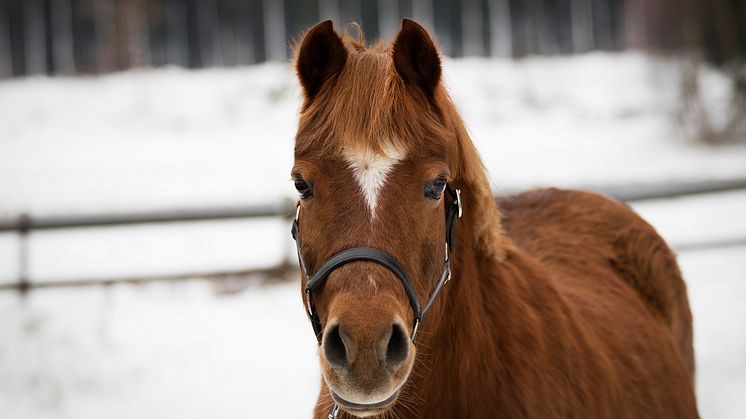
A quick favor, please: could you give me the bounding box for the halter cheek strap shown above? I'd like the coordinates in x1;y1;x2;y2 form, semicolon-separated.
291;185;462;344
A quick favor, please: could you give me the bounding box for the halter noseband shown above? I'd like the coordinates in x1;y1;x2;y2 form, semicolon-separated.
291;184;462;344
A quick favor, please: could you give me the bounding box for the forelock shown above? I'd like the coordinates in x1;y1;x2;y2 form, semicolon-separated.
294;36;451;158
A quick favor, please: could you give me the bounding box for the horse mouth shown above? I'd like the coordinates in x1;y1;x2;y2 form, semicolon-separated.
330;388;400;415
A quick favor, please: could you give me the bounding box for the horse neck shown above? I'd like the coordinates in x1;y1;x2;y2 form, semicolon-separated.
409;158;566;414
430;178;513;345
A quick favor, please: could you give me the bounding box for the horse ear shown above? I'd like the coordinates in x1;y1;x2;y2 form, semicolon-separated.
392;19;441;96
295;20;348;101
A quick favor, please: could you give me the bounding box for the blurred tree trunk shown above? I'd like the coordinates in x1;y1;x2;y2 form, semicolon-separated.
432;0;461;56
319;0;340;26
488;0;512;57
571;0;594;52
236;2;256;65
94;0;116;73
263;0;286;61
120;0;151;68
378;0;398;40
516;0;535;55
50;0;75;75
623;0;647;49
340;0;361;28
676;0;746;144
0;5;11;77
462;0;484;56
707;0;742;65
412;0;434;33
24;0;46;74
530;0;550;54
218;4;237;67
196;0;221;67
592;0;613;50
165;0;188;67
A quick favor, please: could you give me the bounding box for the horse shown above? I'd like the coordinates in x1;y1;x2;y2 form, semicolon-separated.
289;19;699;418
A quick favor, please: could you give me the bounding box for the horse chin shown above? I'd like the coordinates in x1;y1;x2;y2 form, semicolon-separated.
328;387;401;418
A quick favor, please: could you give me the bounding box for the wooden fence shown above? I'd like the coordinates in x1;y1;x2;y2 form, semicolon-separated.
1;178;746;292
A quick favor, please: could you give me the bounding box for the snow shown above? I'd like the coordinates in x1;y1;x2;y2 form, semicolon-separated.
682;246;746;419
0;233;18;283
0;235;743;419
0;65;297;217
27;217;288;283
1;52;745;417
631;189;746;249
0;280;319;419
2;52;745;284
1;53;745;219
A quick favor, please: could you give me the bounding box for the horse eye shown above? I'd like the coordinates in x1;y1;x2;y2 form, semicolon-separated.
294;178;313;199
425;178;447;200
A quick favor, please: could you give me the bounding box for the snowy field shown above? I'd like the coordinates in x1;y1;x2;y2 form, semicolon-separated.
1;52;745;418
2;52;746;283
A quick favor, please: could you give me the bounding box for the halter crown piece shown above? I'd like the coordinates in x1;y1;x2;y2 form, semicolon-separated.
290;184;462;344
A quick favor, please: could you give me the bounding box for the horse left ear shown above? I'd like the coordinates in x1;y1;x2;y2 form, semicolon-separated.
392;19;441;96
296;20;348;102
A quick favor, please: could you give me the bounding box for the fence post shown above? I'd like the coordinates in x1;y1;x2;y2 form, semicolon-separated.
18;214;30;294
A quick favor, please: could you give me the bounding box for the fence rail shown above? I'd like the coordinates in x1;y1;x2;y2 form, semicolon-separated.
0;200;296;232
1;178;746;292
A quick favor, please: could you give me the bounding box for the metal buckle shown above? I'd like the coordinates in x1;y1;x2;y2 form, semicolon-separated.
295;203;301;221
328;404;340;419
305;289;314;317
455;188;463;218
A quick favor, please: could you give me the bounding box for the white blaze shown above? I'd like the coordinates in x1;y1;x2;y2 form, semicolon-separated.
343;146;404;218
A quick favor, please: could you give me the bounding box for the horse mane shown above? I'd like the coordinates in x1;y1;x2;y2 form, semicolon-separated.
293;26;508;259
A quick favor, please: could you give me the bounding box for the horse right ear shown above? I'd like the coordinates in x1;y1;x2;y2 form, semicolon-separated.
392;19;441;97
295;20;348;102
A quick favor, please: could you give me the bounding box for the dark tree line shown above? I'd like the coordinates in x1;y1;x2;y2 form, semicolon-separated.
0;0;743;78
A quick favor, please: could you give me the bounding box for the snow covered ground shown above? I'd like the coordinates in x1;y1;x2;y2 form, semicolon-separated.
0;214;743;418
1;52;745;219
1;52;745;418
2;52;746;284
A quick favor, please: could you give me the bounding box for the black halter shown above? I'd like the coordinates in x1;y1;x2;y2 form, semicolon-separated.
291;184;462;344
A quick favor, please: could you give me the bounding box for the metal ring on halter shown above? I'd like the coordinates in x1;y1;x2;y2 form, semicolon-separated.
411;318;421;341
305;289;314;317
454;188;463;218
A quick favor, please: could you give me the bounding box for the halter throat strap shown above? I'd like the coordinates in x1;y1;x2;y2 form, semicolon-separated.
291;185;462;344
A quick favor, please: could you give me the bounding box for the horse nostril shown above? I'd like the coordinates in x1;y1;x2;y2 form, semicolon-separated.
386;323;409;370
323;324;348;367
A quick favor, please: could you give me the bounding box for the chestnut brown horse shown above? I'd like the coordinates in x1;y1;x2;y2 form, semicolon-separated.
290;19;699;418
